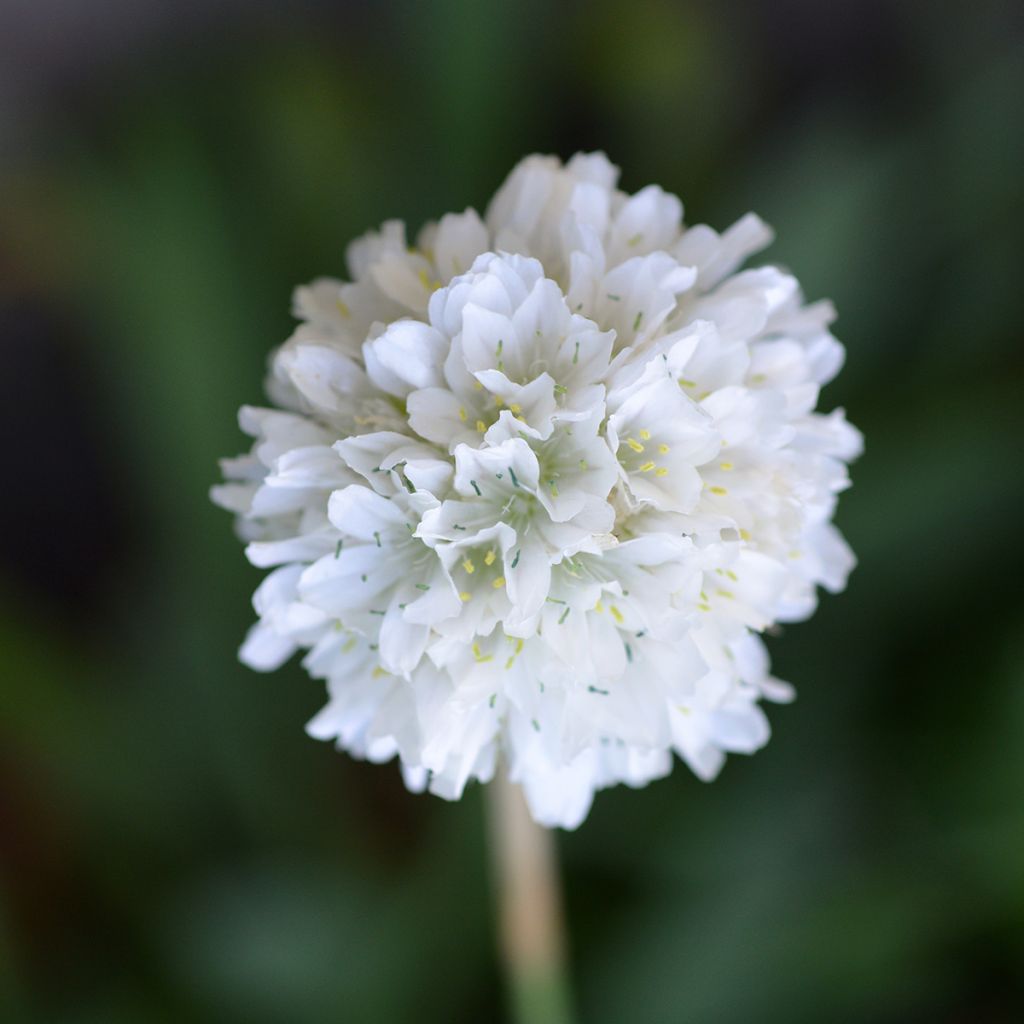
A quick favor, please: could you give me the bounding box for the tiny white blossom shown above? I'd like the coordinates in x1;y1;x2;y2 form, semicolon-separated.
213;152;861;828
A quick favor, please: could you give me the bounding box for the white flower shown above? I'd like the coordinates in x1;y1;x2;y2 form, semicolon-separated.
213;152;861;829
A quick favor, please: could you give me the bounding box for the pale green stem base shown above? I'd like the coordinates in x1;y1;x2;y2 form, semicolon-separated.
486;770;575;1024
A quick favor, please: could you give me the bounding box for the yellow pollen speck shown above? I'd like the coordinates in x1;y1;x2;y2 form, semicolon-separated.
335;300;351;318
639;461;656;472
639;429;651;440
460;591;472;602
655;467;669;477
626;437;645;453
475;420;487;434
720;461;734;471
709;485;728;495
609;605;624;624
458;407;467;422
509;403;522;414
492;576;506;589
484;549;496;566
658;443;670;454
462;558;475;574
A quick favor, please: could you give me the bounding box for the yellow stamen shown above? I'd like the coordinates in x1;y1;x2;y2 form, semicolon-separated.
475;420;486;434
719;461;734;471
709;485;728;495
509;403;522;414
639;429;651;441
494;395;504;408
492;576;506;589
639;460;656;472
609;605;624;624
458;407;467;422
460;591;472;602
462;558;476;574
655;467;668;477
658;443;670;454
372;666;389;678
626;437;645;453
739;529;752;541
594;599;604;613
335;300;351;318
484;550;496;566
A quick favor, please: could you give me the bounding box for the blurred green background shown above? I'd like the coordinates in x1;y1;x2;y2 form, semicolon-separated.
2;1;1022;1021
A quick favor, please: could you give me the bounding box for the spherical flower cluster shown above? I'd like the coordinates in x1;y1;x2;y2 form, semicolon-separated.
212;153;861;828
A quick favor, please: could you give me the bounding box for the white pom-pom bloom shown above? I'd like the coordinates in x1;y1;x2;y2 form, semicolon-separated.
213;153;861;828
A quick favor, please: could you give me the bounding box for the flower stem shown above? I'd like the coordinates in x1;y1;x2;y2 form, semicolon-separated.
486;770;575;1024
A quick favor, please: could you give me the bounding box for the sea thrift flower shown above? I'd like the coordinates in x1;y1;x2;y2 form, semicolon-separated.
212;153;861;828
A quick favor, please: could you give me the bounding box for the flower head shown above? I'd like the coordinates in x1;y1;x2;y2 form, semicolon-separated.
213;153;861;828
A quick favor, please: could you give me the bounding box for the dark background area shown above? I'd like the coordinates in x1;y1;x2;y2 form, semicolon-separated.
2;1;1023;1021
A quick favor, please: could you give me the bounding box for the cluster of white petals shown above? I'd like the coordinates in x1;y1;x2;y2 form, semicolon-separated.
213;153;861;828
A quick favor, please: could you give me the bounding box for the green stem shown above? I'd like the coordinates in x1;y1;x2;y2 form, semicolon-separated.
486;770;575;1024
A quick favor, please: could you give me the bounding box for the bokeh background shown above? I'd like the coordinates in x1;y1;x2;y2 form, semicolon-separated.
2;1;1023;1021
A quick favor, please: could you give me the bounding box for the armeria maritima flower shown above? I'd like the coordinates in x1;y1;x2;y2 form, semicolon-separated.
212;153;861;828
